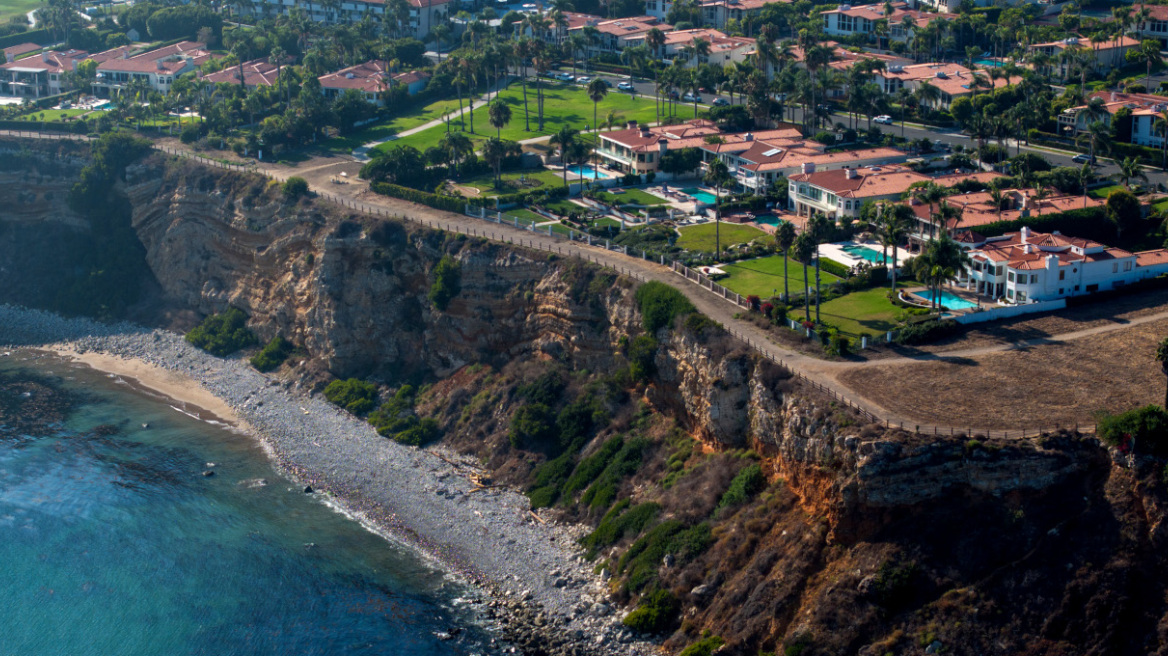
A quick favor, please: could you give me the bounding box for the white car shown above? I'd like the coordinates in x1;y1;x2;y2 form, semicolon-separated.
682;92;702;102
873;115;893;125
556;72;575;82
575;76;591;84
617;81;635;91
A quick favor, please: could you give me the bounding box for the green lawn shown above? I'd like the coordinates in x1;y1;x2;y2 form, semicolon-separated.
0;0;38;24
323;98;465;153
593;217;623;229
373;81;659;155
14;108;91;120
542;199;586;217
816;285;906;337
676;223;770;253
593;188;667;206
720;255;842;299
460;168;566;196
1088;184;1124;199
504;209;547;226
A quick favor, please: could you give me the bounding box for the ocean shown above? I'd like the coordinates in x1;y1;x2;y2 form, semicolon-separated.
0;351;491;656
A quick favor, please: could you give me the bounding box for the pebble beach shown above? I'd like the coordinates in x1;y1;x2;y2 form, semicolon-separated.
0;304;655;656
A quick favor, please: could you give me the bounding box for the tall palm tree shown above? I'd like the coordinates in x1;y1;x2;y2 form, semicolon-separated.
807;214;832;324
587;77;608;144
705;158;733;256
776;220;796;303
1076;120;1111;165
483;137;521;188
1077;162;1096;208
793;232;816;322
439;131;473;176
488;99;511;139
911;181;946;240
549;126;579;187
883;204;914;292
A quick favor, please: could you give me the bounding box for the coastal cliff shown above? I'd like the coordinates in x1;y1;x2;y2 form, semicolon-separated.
3;138;1168;655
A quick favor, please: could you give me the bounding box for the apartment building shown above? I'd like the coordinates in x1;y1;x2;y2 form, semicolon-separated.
570;16;670;56
701;136;906;194
1027;35;1140;79
871;62;1021;109
821;2;948;43
647;28;756;67
698;0;793;30
319;61;430;104
243;0;455;41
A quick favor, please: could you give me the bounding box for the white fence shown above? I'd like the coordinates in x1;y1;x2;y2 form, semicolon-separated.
953;298;1067;325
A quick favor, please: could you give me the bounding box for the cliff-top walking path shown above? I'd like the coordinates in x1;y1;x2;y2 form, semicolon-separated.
3;131;1146;437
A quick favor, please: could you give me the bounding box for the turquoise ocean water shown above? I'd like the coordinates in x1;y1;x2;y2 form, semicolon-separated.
0;353;489;656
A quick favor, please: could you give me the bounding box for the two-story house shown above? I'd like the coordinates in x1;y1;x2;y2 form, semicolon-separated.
92;41;214;97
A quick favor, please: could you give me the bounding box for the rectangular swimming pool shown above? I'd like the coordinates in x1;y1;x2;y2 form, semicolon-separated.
915;289;979;310
681;187;718;204
753;216;785;227
566;165;612;179
974;59;1005;68
841;243;891;264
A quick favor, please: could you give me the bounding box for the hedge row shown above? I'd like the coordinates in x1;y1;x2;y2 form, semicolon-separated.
0;119;88;134
491;184;569;208
973;206;1109;241
0;28;53;49
818;257;852;279
369;181;465;213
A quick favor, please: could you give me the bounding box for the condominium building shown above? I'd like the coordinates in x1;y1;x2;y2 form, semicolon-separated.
821;2;949;43
702;137;906;194
242;0;455;41
319;61;430;104
643;28;756;67
1027;35;1140;79
869;62;1021;110
569;16;670;57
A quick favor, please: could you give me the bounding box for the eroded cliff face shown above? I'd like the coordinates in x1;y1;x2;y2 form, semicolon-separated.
4;144;1168;655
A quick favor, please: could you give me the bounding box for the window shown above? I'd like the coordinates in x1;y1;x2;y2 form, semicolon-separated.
1125;261;1133;271
1059;288;1064;294
1074;285;1080;291
1113;262;1119;273
1007;289;1014;299
1030;274;1038;283
1059;270;1065;280
996;265;1004;276
1007;271;1015;283
1017;291;1027;302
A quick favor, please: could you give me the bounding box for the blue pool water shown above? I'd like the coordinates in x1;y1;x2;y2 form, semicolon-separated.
753;216;786;227
917;289;979;310
681;187;718;204
566;165;612;178
0;353;488;656
842;244;891;264
974;59;1005;68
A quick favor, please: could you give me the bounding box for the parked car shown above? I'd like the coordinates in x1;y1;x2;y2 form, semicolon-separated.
712;97;729;106
575;76;591;84
873;114;893;125
816;103;834;114
1071;153;1097;165
556;72;575;82
617;81;635;91
667;89;680;99
682;92;702;102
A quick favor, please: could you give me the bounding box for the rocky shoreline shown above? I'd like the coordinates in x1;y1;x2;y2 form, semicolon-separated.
0;305;656;656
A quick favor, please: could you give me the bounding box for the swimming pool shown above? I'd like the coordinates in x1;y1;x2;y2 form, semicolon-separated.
914;289;979;310
753;216;786;227
841;243;891;264
974;59;1005;68
566;165;612;179
681;187;718;204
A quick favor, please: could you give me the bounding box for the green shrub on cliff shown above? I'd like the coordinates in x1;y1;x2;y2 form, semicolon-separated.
366;386;441;446
324;378;379;415
428;256;462;311
718;462;766;511
282;176;309;199
185;308;258;357
1097;405;1168;456
634;281;694;333
250;336;293;372
622;589;679;633
679;636;725;656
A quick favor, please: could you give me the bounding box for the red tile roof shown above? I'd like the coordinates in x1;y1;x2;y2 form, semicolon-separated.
319;60;393;93
202;58;280;87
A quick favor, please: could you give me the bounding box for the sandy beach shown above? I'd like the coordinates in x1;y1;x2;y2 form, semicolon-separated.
52;347;245;426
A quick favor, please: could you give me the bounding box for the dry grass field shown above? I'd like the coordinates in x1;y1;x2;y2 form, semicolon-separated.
837;316;1168;431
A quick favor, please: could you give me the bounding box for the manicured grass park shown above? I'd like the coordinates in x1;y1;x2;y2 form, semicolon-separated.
1088;184;1124;199
373;82;659;154
719;255;842;299
324;98;465;152
503;208;547;226
676;223;770;253
0;0;39;24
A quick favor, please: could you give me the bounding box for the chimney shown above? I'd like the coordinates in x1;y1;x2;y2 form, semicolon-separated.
157;59;165;71
1020;225;1031;244
640;126;651;137
42;52;49;63
122;50;129;59
744;132;753;141
845;168;858;179
1021;192;1029;209
658;138;668;156
801;162;815;174
1111;92;1117;102
627;120;638;129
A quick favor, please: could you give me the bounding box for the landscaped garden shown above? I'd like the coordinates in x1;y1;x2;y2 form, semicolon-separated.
814;285;908;337
591;188;668;206
459;168;566;195
676;223;770;253
323;97;465;152
372;82;659;155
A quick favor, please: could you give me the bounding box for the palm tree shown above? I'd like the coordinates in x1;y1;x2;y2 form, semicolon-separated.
431;23;452;63
587;77;608;144
1076;120;1111;165
895;87;913;139
1114;157;1148;190
549;126;579;187
482;137;521;188
1157;336;1168;408
883;204;914;292
1077;162;1096;208
911;182;946;240
1134;39;1163;91
807;214;833;324
914;81;941;114
705;159;733;256
439;131;473;176
987;184;1006;222
488;99;511;139
793;232;816;322
776;220;796;303
913;233;971;310
1155;109;1168;170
